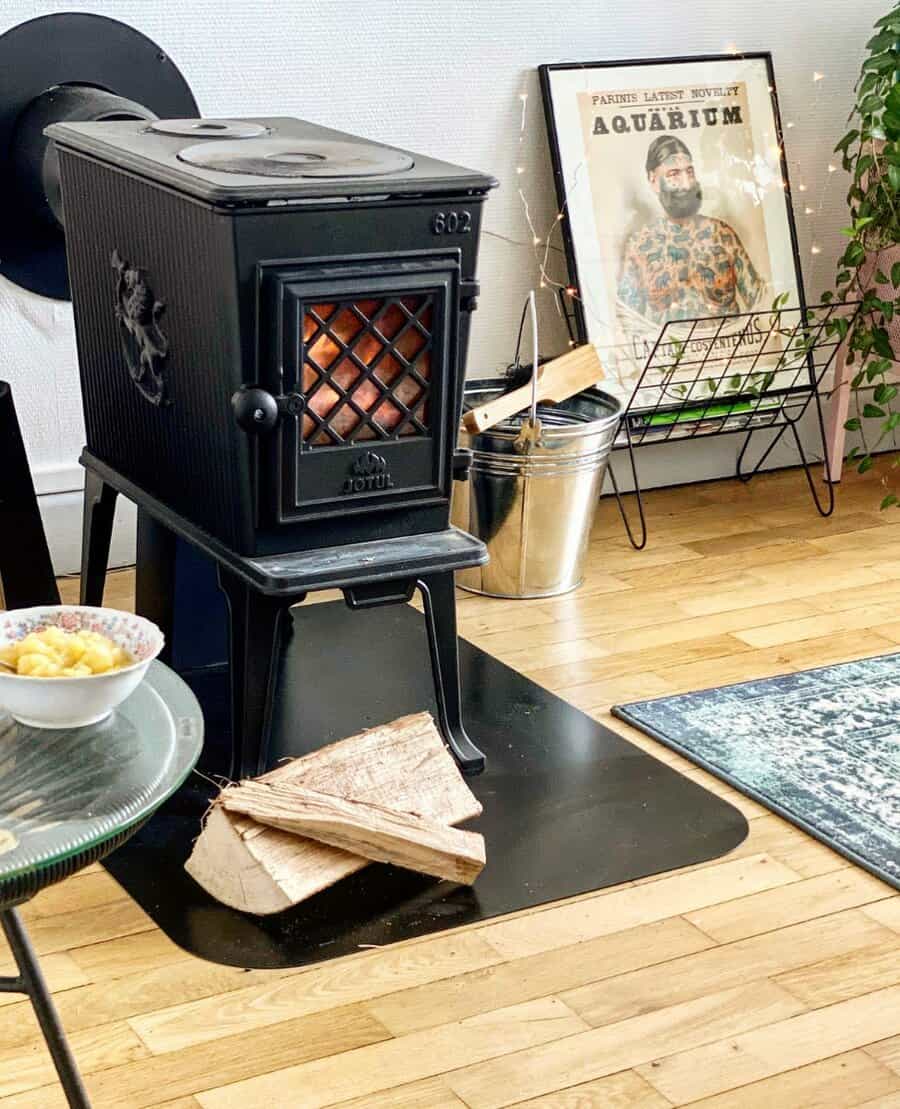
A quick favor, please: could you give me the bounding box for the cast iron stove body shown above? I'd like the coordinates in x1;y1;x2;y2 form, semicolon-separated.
48;116;497;777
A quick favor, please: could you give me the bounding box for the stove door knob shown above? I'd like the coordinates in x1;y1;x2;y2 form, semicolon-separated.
232;387;279;434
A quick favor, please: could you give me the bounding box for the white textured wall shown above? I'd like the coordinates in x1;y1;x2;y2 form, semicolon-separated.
0;0;884;566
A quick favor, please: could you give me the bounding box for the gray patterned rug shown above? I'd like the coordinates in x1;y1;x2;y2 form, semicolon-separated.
613;652;900;888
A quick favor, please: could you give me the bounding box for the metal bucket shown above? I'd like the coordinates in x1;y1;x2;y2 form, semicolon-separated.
452;379;621;598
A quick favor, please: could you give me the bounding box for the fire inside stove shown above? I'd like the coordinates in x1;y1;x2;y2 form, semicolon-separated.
300;295;434;446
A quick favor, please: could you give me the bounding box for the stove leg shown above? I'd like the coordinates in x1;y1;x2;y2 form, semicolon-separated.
0;908;91;1108
80;471;118;607
134;512;176;666
418;572;486;774
217;568;288;780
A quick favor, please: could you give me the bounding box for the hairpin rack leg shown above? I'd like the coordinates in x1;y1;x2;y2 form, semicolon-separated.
609;433;647;550
796;388;835;517
735;424;789;484
735;405;834;518
791;421;835;517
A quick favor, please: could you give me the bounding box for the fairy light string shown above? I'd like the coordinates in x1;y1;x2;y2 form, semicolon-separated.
784;69;836;261
485;60;838;361
481;88;581;343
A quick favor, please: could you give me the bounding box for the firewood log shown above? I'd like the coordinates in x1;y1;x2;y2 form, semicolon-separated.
219;779;485;884
184;713;483;914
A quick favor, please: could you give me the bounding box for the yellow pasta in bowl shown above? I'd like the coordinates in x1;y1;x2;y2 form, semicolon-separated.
0;607;164;728
0;628;133;677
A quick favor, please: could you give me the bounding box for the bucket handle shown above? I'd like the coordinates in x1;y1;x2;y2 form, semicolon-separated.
514;290;542;453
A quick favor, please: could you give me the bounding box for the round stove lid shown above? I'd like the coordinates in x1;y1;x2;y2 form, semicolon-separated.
149;118;268;139
176;137;415;178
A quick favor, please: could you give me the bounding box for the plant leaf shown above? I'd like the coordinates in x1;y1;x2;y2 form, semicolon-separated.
873;327;895;359
844;242;866;267
835;129;861;153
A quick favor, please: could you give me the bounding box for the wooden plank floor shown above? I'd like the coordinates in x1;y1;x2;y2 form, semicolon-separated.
3;464;900;1107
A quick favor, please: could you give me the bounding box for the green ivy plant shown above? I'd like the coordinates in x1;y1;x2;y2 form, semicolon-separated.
830;2;900;507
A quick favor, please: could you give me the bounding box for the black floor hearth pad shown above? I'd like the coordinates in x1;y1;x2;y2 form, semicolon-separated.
103;601;748;969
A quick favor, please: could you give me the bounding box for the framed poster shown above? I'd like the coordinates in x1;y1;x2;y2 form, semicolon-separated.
539;54;808;409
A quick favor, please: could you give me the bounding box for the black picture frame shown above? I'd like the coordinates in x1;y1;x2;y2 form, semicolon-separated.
539;53;810;396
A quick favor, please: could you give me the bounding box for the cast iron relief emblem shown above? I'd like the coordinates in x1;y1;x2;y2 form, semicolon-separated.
343;452;395;494
111;250;170;407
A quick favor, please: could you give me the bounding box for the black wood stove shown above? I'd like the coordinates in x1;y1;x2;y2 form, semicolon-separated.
47;115;497;778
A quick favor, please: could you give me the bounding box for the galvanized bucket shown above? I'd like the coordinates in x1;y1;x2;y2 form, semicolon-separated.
452;380;621;598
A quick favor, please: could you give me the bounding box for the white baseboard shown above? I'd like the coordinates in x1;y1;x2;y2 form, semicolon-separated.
32;401;841;579
38;490;136;578
30;462;85;498
27;461;133;577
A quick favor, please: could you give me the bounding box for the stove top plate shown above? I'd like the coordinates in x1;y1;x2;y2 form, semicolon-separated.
176;137;414;178
45;116;498;203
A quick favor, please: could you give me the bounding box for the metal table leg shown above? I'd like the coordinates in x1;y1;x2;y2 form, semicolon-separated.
0;908;90;1108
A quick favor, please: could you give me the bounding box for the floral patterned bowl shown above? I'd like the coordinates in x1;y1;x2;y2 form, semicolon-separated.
0;607;164;729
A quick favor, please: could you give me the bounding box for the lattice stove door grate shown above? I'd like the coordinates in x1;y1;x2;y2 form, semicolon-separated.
300;295;434;447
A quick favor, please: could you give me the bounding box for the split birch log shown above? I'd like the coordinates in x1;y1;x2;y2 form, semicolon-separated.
461;344;605;434
184;712;483;914
220;780;486;884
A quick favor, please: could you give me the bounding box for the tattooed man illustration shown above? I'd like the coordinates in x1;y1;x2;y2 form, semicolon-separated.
617;135;765;325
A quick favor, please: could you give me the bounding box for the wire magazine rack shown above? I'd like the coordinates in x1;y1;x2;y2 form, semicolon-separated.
560;299;860;549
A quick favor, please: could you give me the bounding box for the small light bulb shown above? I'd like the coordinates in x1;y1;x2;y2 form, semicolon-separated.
811;244;822;254
565;285;577;297
828;163;837;173
540;280;547;288
557;213;564;221
516;166;525;175
786;121;795;129
798;183;807;191
805;206;814;215
518;92;528;102
813;71;825;82
568;339;576;347
532;236;541;245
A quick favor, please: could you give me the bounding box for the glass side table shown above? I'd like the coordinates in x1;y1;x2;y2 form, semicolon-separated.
0;662;203;1107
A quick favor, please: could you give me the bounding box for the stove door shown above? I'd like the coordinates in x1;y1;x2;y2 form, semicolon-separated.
261;252;460;524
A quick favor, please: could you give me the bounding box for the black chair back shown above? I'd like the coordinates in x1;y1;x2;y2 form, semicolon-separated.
0;382;60;609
